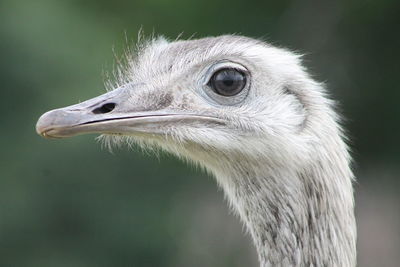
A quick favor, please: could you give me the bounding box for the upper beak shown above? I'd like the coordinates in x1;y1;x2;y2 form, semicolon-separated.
36;87;223;139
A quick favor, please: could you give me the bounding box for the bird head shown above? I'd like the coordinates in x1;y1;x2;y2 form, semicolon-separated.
36;35;323;170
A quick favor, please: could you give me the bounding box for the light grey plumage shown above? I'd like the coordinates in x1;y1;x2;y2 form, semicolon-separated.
36;35;356;266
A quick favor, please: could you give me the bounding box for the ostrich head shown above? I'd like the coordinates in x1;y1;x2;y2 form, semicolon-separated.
36;35;356;266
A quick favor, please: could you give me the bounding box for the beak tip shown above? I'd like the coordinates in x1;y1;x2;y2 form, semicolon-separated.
36;109;62;138
36;112;50;137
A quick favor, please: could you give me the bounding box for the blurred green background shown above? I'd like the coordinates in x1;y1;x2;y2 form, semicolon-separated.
1;0;399;266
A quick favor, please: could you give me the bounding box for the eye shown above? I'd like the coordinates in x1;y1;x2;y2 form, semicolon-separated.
208;68;247;96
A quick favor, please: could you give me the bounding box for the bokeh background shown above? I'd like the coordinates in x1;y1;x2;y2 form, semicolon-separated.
1;0;399;266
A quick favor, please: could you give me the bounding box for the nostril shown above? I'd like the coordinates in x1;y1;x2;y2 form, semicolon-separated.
92;103;116;114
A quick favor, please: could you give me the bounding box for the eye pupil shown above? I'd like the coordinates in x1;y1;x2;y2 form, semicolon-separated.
224;79;234;86
209;68;247;96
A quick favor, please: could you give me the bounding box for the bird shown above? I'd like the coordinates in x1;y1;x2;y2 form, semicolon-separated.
36;35;356;267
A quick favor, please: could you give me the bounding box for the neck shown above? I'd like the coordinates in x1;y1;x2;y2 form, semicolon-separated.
207;146;356;267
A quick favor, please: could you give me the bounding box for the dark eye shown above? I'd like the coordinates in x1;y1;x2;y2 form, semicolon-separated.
208;68;247;96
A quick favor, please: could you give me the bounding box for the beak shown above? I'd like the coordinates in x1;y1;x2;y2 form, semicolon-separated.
36;87;223;139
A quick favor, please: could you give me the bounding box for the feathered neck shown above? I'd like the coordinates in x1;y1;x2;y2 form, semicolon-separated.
206;141;357;267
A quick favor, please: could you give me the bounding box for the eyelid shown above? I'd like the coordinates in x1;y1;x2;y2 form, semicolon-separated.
198;60;251;106
206;68;247;88
203;61;248;86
